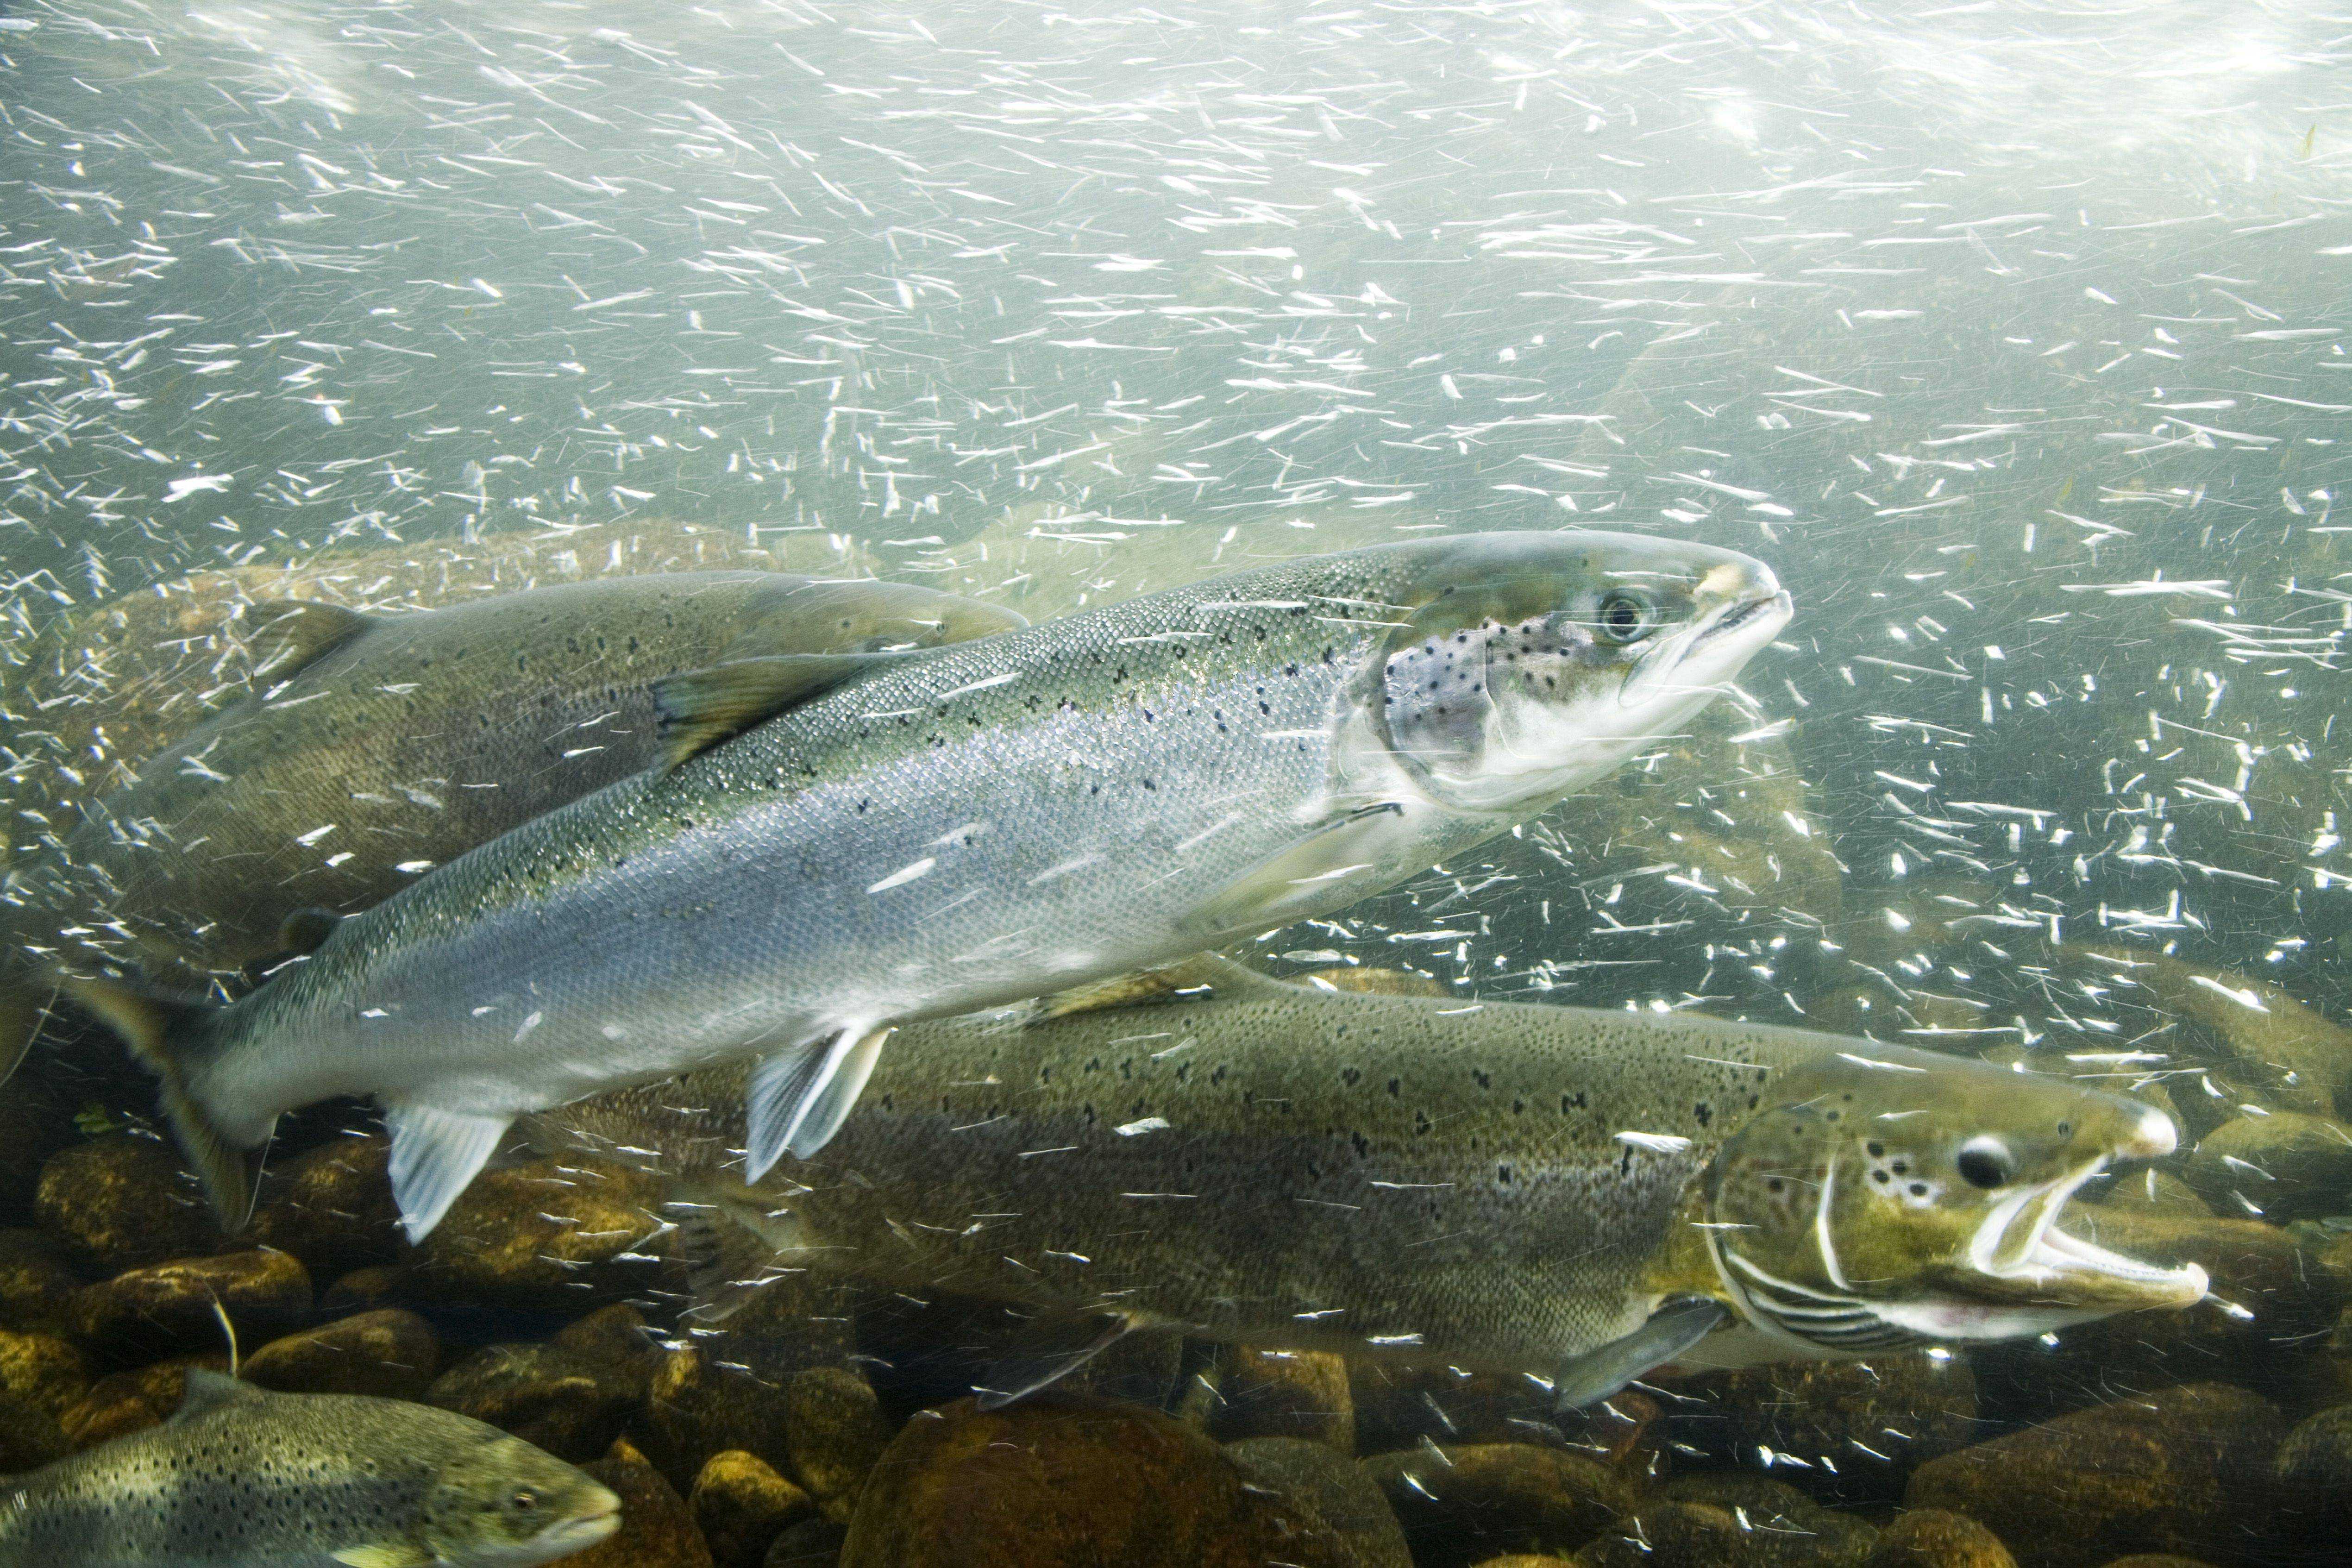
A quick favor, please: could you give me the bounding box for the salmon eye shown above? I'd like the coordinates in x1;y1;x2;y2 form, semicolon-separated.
511;1491;540;1512
1595;590;1656;645
1956;1136;2014;1190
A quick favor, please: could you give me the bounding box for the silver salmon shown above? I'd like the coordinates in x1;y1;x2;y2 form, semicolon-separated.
6;571;1024;1070
73;530;1791;1240
0;1371;618;1567
536;959;2208;1408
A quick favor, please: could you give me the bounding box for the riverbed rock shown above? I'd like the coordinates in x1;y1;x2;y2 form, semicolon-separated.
71;1248;310;1355
1661;1476;1878;1568
248;1133;403;1279
764;1518;847;1567
0;1229;81;1333
1864;1510;2017;1568
426;1342;640;1462
1575;1502;1744;1568
1663;1353;1982;1498
1225;1435;1412;1568
838;1395;1355;1568
0;1329;87;1420
35;1136;223;1273
1906;1383;2284;1568
782;1366;889;1524
1208;1345;1355;1452
2271;1402;2352;1538
1351;1362;1558;1453
410;1155;665;1312
242;1308;439;1399
1366;1442;1637;1568
560;1436;713;1568
691;1449;815;1568
637;1345;796;1494
57;1353;229;1447
555;1302;657;1367
0;1386;69;1474
2183;1112;2352;1222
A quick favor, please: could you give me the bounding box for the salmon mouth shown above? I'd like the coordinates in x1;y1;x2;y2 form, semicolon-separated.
1621;580;1792;711
1955;1154;2209;1312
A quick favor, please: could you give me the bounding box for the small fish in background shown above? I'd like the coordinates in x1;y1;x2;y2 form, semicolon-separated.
2;569;1025;1078
70;528;1792;1242
0;1371;619;1566
535;957;2204;1410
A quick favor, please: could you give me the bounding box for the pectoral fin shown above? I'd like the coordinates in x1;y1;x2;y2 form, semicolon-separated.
653;651;925;769
332;1546;436;1568
243;600;375;681
383;1103;514;1243
1185;802;1413;938
1551;1297;1732;1414
976;1306;1137;1410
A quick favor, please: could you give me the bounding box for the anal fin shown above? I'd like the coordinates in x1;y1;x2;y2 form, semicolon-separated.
1551;1296;1732;1414
976;1306;1136;1411
383;1103;514;1243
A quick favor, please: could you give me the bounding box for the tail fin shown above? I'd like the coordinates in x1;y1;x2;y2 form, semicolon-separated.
58;974;259;1229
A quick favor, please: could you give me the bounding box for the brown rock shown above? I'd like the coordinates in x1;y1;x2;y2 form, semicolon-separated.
1365;1442;1637;1568
1906;1383;2285;1568
57;1354;229;1447
1662;1354;1981;1498
426;1342;640;1463
1351;1362;1559;1453
0;1330;87;1420
782;1367;889;1525
2091;1559;2219;1568
320;1265;408;1314
555;1302;656;1367
35;1136;223;1273
1208;1345;1355;1452
638;1345;795;1494
411;1154;666;1311
248;1133;403;1279
1659;1476;1877;1568
1576;1502;1744;1568
1225;1435;1412;1568
2184;1113;2352;1222
2272;1403;2352;1537
1472;1559;1576;1568
0;1079;75;1233
1866;1510;2017;1568
764;1518;846;1567
0;1386;69;1474
692;1449;815;1568
71;1248;310;1355
839;1395;1355;1568
243;1308;439;1399
559;1436;714;1568
0;1229;81;1333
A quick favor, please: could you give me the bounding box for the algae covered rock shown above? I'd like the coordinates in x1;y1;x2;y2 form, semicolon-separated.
0;1385;69;1474
2271;1402;2352;1538
562;1436;714;1568
426;1341;640;1463
1207;1345;1355;1452
1865;1510;2017;1568
0;1229;81;1334
839;1394;1355;1568
1658;1476;1878;1568
247;1133;404;1279
1663;1354;1981;1497
637;1344;796;1495
411;1154;665;1311
1905;1383;2284;1568
57;1353;228;1447
691;1449;815;1568
242;1307;440;1399
781;1366;890;1525
35;1135;223;1273
1575;1502;1745;1568
71;1248;310;1353
0;1329;87;1423
1224;1435;1412;1568
2183;1112;2352;1222
1366;1442;1636;1568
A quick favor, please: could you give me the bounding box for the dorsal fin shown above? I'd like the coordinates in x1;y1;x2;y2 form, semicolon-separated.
242;600;376;681
652;651;924;770
1295;966;1448;998
1030;954;1289;1023
172;1370;264;1422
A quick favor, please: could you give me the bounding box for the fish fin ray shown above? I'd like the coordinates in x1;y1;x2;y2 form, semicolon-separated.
242;600;375;681
784;1026;891;1160
332;1546;435;1568
1184;802;1414;938
172;1370;263;1422
1030;954;1286;1022
976;1307;1137;1410
383;1103;513;1242
57;973;259;1229
743;1033;848;1181
652;651;922;770
1551;1296;1732;1414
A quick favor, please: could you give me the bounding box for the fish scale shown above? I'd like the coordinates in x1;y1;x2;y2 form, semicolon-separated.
72;530;1792;1240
